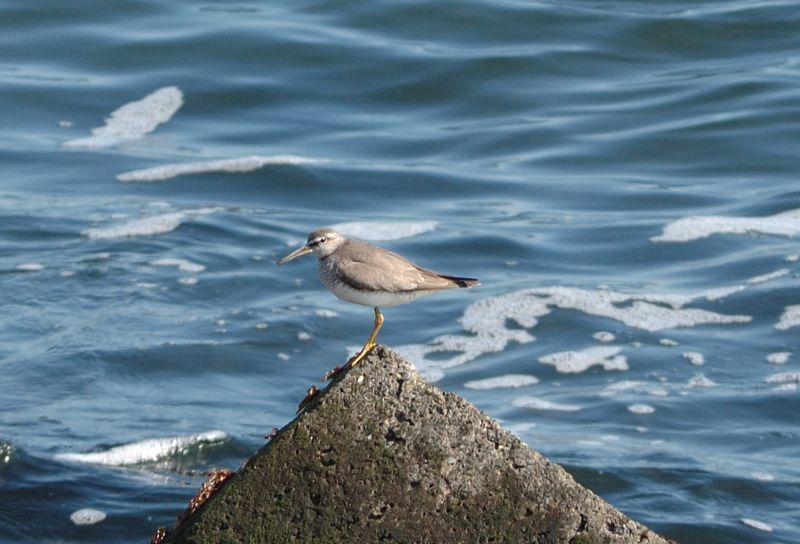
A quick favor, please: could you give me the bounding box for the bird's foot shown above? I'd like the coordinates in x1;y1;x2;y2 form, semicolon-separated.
322;343;376;381
347;342;376;367
321;365;343;382
296;385;320;413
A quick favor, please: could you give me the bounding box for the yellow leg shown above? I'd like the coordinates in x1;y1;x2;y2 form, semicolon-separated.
323;308;384;381
347;307;384;368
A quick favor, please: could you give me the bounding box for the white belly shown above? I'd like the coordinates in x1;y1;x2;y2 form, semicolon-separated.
326;280;435;308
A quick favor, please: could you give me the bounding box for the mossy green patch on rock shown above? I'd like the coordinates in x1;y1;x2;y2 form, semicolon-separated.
163;346;675;544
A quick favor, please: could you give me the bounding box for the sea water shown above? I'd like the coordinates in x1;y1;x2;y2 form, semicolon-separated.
1;2;798;542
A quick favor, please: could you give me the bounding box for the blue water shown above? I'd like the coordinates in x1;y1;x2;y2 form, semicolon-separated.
2;1;799;542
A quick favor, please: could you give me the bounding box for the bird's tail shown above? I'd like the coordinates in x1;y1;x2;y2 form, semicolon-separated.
442;275;480;288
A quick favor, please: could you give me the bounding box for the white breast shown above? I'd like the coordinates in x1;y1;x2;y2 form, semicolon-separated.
326;280;434;307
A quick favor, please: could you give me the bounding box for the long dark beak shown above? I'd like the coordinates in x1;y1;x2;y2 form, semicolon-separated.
276;245;312;265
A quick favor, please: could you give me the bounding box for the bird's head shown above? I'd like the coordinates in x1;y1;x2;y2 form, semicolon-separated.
276;228;345;264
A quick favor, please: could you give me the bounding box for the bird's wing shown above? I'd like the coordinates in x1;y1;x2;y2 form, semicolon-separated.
336;241;457;293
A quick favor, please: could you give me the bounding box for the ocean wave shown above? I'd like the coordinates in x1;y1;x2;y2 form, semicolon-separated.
687;374;717;388
150;257;206;273
746;269;790;285
766;352;792;364
740;517;773;533
652;207;800;242
54;430;227;466
399;285;751;381
63;86;183;149
600;380;669;397
14;263;44;272
511;396;583;412
765;372;800;385
463;374;539;390
592;331;616;343
627;404;656;415
117;155;324;182
538;345;628;374
331;220;439;241
682;351;705;366
70;508;107;526
82;207;220;239
775;304;800;330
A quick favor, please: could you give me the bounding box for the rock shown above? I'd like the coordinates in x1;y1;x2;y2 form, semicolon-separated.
163;345;674;543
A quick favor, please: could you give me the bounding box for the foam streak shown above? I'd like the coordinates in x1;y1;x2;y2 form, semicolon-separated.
82;207;219;239
400;286;750;381
117;155;323;182
64;86;183;148
652;208;800;242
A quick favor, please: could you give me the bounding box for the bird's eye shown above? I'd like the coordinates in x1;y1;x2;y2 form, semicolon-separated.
319;237;327;243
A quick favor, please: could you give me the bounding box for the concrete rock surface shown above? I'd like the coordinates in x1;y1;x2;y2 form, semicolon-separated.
164;345;675;544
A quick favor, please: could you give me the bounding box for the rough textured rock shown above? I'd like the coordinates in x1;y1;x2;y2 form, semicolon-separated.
164;345;674;544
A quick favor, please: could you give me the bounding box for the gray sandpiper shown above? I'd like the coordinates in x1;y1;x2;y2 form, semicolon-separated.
277;227;479;371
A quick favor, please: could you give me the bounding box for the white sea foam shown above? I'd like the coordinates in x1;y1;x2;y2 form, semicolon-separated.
506;421;537;435
751;471;775;482
539;346;628;374
464;374;539;390
775;304;800;330
659;338;679;347
151;257;205;273
332;220;439;241
773;383;799;392
746;268;790;285
765;372;800;384
653;207;800;242
398;290;544;380
178;277;198;286
701;285;747;301
399;285;751;381
315;309;339;318
70;508;107;526
117;155;323;182
592;331;616;343
411;362;444;383
64;86;183;148
55;430;226;466
687;374;717;388
2;446;12;464
83;207;219;240
84;212;183;239
786;254;799;262
15;262;44;272
600;380;668;397
150;257;206;273
766;352;792;365
524;287;750;332
683;351;705;366
511;396;583;412
740;518;772;532
627;404;655;415
136;282;159;289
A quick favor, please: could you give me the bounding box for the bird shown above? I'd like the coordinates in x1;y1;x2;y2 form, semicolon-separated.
277;227;479;374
